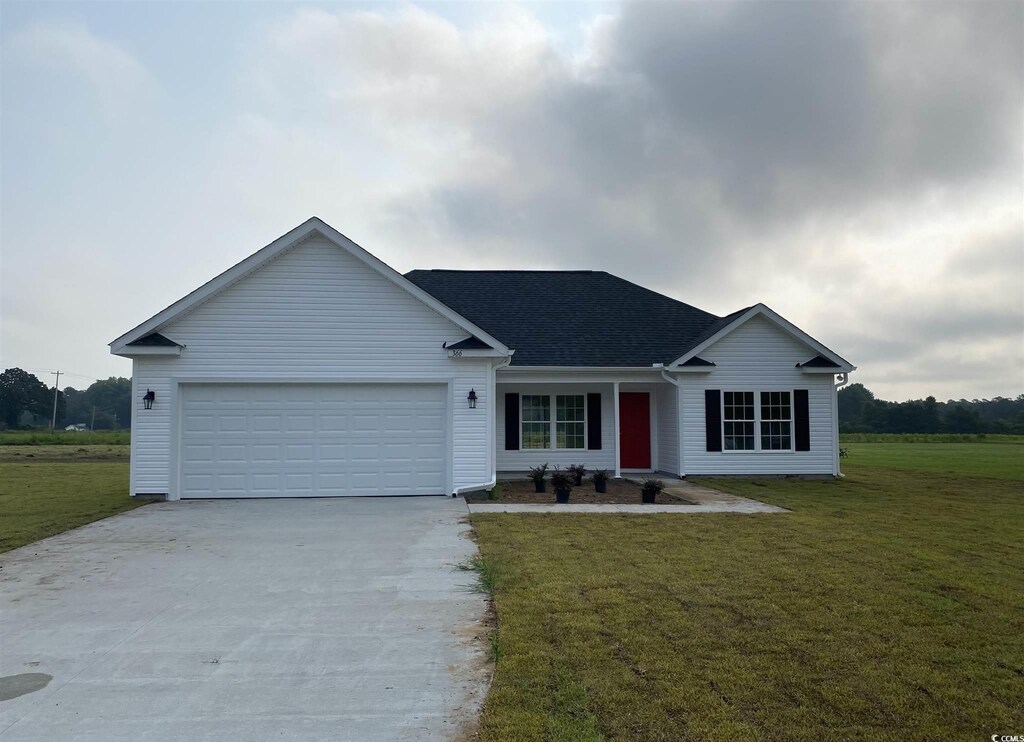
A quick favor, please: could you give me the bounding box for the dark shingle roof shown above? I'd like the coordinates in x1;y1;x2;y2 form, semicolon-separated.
405;270;728;367
446;336;493;350
126;333;181;347
797;355;841;368
680;357;716;367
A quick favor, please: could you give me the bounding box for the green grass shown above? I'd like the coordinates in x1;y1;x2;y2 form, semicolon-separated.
471;452;1024;740
0;430;130;445
841;433;1024;444
845;441;1024;480
0;448;142;552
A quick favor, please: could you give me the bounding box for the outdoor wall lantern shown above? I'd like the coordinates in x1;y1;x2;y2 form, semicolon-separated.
143;389;156;410
467;389;478;409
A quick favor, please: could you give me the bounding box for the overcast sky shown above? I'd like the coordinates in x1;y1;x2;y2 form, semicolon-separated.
1;1;1021;401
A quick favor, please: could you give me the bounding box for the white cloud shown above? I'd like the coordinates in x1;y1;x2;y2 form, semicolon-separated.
10;19;153;115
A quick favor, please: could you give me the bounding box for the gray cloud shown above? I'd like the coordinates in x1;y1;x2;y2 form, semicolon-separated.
227;0;1022;399
7;2;1015;401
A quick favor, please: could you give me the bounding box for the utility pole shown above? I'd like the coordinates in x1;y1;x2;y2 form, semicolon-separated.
50;371;62;430
90;406;96;431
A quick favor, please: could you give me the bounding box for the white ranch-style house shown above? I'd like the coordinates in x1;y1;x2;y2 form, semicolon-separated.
110;218;855;500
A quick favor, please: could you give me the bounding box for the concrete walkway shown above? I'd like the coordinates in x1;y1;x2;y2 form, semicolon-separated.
468;477;787;514
467;501;785;513
0;498;488;742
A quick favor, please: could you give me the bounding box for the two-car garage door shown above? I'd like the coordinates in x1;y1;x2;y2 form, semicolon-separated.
180;383;447;498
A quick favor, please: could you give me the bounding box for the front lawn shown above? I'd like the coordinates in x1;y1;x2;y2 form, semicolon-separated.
843;441;1024;480
0;445;141;553
471;459;1024;739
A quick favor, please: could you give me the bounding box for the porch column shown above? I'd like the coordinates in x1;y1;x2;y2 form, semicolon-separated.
613;381;621;479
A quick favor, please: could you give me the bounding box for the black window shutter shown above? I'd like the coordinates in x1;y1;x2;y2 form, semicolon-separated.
587;393;602;450
705;390;722;452
794;389;810;451
504;393;520;450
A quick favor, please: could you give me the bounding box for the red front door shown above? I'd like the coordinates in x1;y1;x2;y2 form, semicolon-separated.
619;392;651;469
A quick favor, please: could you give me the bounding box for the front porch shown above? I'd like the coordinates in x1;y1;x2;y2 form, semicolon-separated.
495;372;681;478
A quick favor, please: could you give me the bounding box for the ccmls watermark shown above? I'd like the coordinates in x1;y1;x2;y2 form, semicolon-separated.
991;735;1024;742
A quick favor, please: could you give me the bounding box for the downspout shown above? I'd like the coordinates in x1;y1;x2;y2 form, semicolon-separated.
452;352;514;497
833;371;851;478
659;367;685;478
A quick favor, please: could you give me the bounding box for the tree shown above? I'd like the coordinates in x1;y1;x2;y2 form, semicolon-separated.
839;384;1022;434
837;383;875;432
0;368;50;428
945;404;983;434
87;377;131;429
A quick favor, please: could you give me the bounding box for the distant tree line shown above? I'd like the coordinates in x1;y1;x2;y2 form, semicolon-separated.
839;383;1024;434
0;368;131;430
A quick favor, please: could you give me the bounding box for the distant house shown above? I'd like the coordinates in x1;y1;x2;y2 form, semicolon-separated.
110;217;855;500
64;424;88;431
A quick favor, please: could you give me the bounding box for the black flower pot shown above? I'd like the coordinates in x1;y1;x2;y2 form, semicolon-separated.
594;481;607;494
641;491;657;504
573;475;583;486
534;480;546;493
555;487;570;504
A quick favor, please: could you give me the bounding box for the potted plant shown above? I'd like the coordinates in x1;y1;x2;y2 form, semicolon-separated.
640;477;663;504
549;467;574;504
592;469;609;494
527;463;549;493
567;464;587;486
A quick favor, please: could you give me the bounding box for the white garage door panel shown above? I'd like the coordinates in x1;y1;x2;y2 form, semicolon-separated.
180;384;447;498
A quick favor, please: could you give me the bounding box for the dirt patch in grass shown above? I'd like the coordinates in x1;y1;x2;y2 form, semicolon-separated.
467;478;694;505
0;445;129;463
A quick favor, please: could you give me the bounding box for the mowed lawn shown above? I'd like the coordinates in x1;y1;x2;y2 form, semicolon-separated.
471;448;1024;740
845;440;1024;480
0;445;142;553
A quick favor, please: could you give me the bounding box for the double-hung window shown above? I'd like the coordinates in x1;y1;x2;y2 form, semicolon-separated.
722;391;793;452
556;395;585;449
760;392;792;450
521;395;551;449
521;394;586;450
723;392;755;450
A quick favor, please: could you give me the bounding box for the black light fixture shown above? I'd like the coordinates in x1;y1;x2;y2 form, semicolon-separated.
467;389;478;409
143;389;156;410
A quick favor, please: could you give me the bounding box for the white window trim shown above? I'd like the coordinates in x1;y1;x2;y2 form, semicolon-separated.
721;390;794;454
520;393;587;452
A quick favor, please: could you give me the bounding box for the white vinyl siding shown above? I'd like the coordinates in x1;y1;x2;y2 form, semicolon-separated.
680;315;837;475
656;383;679;475
130;234;490;496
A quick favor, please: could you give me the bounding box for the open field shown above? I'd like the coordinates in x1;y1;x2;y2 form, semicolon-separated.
844;441;1023;480
0;445;141;553
0;430;131;445
840;433;1024;444
471;447;1024;739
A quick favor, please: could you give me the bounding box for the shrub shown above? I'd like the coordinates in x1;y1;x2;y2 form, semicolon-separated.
549;467;575;492
567;464;587;485
640;477;664;497
592;469;610;485
527;463;549;484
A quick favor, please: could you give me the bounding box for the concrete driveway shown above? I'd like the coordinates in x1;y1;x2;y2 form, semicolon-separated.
0;498;488;741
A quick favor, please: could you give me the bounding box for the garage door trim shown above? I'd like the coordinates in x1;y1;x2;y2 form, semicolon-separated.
170;378;455;500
